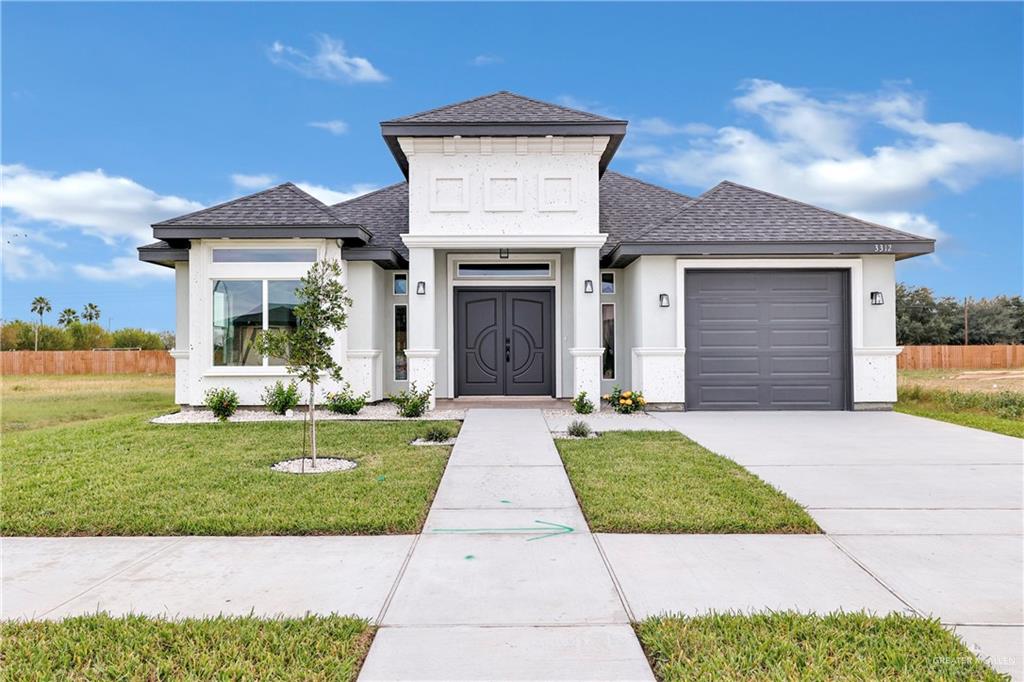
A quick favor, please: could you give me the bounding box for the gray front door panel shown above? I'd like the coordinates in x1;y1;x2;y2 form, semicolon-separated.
455;288;554;397
684;270;849;410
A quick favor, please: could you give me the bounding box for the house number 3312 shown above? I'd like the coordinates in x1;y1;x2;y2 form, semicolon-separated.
873;243;894;253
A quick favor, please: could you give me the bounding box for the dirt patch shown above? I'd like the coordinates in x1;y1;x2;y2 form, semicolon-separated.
899;369;1024;394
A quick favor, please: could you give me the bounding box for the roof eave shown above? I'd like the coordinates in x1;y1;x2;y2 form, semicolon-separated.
138;243;189;268
380;121;628;179
602;239;936;268
151;224;371;245
342;247;408;270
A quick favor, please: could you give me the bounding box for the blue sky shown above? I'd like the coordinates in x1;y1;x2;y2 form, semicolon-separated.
3;2;1021;331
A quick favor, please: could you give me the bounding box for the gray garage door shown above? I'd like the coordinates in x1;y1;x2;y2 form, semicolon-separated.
684;270;849;410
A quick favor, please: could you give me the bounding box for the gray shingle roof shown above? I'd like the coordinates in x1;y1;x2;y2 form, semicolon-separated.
329;182;409;253
630;181;929;244
154;182;346;226
384;91;622;125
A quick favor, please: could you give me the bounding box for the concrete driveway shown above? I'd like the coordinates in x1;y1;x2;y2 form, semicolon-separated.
655;410;1023;680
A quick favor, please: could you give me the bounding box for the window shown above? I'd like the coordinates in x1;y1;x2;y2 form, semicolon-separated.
212;248;317;263
457;263;551;279
393;273;408;296
602;303;615;380
394;305;408;381
212;279;300;366
601;272;615;295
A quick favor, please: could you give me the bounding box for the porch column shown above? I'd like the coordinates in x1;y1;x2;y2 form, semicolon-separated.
405;246;439;409
570;246;603;405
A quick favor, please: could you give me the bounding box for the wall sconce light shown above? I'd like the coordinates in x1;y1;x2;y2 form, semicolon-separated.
659;293;671;308
499;248;509;259
870;291;884;305
416;281;426;295
584;279;594;294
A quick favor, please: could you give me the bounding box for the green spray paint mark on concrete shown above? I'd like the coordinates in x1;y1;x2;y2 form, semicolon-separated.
432;520;574;542
464;554;475;560
499;499;512;504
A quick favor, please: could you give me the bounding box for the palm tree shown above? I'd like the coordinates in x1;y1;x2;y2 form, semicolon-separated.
30;296;52;351
58;308;80;327
82;303;101;322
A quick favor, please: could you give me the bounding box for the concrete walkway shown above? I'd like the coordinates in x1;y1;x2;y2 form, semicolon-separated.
655;410;1024;680
360;409;653;681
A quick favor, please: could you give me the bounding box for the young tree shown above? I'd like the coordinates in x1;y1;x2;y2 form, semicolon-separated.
30;296;52;351
58;308;80;327
82;303;101;322
253;259;351;469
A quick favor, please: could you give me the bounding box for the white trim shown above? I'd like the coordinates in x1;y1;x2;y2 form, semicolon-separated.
204;367;295;377
347;349;382;358
428;172;470;212
169;349;190;360
405;348;441;358
402;234;606;249
446;252;563;398
483;172;524;212
601;301;616;381
538;172;577;212
569;348;605;357
674;258;865;354
854;346;903;356
393;302;408;382
632;347;687;357
600;271;616;295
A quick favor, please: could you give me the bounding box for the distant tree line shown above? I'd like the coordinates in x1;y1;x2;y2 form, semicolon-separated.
2;297;172;351
897;283;1024;345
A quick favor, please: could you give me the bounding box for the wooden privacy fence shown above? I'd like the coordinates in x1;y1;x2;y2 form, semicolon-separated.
898;345;1024;370
1;350;174;375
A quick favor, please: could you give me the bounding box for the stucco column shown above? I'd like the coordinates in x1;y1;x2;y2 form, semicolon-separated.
570;246;603;405
406;246;439;409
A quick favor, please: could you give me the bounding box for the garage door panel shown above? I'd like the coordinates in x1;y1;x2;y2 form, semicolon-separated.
685;270;849;411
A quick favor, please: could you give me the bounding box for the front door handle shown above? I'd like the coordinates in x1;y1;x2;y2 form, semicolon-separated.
505;337;511;363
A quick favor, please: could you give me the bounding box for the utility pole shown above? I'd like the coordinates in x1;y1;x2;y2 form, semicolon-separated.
963;297;969;346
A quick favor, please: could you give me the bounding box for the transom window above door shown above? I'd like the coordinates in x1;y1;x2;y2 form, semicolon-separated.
456;263;551;279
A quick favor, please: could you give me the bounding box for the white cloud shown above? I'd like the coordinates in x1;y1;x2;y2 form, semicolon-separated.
635;79;1023;241
269;35;388;84
1;164;202;245
295;182;379;205
308;120;349;135
851;211;945;242
231;173;276;190
470;54;503;67
74;255;173;282
2;235;59;280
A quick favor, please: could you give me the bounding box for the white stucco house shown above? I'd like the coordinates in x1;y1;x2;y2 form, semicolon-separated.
139;91;933;411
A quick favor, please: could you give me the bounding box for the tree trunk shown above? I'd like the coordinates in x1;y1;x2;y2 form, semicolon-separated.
308;380;317;469
34;319;40;352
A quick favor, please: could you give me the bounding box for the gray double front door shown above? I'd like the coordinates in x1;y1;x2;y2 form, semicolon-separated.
454;288;555;397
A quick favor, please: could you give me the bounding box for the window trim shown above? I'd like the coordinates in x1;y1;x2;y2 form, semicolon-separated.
211;247;318;263
600;271;616;295
601;302;616;381
455;262;553;280
211;277;300;369
393;302;408;382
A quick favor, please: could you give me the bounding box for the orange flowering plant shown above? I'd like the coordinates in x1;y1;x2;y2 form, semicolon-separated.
604;385;646;414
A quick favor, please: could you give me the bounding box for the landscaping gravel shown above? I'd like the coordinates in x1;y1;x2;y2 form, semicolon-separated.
270;457;357;474
151;403;465;424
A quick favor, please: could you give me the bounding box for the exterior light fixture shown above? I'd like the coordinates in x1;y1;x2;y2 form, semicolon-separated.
584;279;594;294
416;281;426;295
870;291;884;305
659;293;671;308
499;248;509;259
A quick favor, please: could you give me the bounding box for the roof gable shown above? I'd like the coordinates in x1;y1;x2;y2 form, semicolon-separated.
154;182;345;227
384;91;621;125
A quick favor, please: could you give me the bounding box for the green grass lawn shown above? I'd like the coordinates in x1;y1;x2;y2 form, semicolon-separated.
3;415;456;535
1;614;373;681
636;612;1005;681
557;431;819;534
1;374;176;432
896;384;1024;438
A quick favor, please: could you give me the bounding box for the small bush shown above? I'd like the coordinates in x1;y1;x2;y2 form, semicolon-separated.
325;383;369;415
567;420;592;438
992;391;1024;419
204;387;239;421
603;386;646;414
424;424;455;442
898;384;1024;421
572;391;595;414
389;382;433;418
261;381;300;415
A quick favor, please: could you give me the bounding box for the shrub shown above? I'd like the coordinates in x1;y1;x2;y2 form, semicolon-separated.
424;424;455;442
110;327;166;350
389;383;433;418
204;387;239;421
604;386;646;414
992;391;1024;419
325;383;369;415
572;391;595;414
567;420;592;438
262;381;300;415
